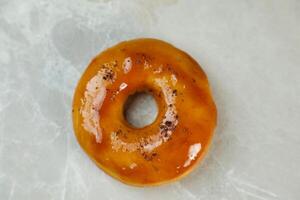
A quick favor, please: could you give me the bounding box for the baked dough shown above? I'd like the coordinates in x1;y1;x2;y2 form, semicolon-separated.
72;38;217;186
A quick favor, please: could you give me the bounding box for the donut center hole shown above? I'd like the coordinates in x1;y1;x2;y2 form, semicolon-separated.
124;92;158;128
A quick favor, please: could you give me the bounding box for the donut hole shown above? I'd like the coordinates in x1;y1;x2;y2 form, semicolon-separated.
123;91;158;128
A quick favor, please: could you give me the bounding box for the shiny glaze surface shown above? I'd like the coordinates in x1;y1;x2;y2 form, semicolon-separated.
72;38;217;186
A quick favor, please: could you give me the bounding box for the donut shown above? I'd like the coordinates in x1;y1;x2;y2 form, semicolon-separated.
72;38;217;186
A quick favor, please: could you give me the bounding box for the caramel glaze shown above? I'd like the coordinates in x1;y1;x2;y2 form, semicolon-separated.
72;38;217;186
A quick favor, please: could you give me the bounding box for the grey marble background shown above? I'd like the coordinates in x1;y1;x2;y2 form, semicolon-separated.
0;0;300;199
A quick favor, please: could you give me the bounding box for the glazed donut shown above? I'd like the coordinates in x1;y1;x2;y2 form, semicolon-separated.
72;38;217;186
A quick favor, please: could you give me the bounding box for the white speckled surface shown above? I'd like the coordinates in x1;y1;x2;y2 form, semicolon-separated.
0;0;300;199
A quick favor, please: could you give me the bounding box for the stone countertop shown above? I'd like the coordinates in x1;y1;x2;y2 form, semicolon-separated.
0;0;299;199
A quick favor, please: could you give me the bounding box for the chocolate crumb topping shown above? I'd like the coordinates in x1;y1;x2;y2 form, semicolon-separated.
172;89;177;96
165;121;172;127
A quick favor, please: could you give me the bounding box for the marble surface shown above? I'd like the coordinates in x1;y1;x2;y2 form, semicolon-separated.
0;0;300;199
